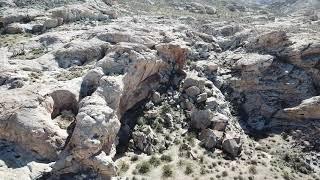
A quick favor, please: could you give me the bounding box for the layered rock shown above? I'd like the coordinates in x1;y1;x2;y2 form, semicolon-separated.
275;96;320;120
228;51;317;129
54;38;109;68
0;85;80;160
0;0;117;34
52;38;189;177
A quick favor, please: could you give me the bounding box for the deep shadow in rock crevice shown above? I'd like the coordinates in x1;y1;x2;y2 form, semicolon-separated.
116;99;149;155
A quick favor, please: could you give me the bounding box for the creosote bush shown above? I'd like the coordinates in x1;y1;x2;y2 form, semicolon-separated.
185;164;193;175
136;161;151;174
149;155;161;167
162;165;173;177
249;165;257;174
119;161;130;174
161;154;173;162
130;155;139;162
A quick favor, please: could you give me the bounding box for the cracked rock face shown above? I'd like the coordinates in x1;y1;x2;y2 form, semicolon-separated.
1;0;320;179
0;87;75;161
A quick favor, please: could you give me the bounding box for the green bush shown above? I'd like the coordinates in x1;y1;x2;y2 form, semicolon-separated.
282;171;293;180
119;161;130;174
185;165;193;175
149;156;161;167
222;170;228;177
130;155;139;161
136;161;151;174
249;165;257;174
162;165;173;177
161;154;173;162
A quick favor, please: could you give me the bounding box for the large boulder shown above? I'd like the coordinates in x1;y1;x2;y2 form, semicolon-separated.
96;31;156;48
222;133;242;157
191;109;213;130
132;125;161;154
199;129;218;149
155;41;189;69
54;39;109;68
0;85;80;160
49;3;116;23
282;35;320;68
274;96;320;120
245;30;290;53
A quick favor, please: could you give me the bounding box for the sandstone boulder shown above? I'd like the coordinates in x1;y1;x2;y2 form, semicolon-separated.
191;109;213;130
54;39;109;68
274;96;320;120
246;31;290;53
0;87;77;160
183;71;206;90
155;41;189;68
199;129;218;149
222;133;241;157
49;4;116;23
185;86;201;97
132;125;159;154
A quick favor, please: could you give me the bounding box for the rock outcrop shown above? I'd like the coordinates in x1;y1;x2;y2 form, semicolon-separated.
1;0;320;179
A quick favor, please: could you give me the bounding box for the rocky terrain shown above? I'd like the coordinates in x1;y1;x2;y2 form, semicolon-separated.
0;0;319;179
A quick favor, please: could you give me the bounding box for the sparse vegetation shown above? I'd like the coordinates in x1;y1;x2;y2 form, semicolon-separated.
162;165;173;178
222;170;228;177
136;161;151;174
282;171;293;180
130;155;139;162
249;165;257;174
149;156;161;167
160;154;173;162
185;164;193;175
119;161;130;174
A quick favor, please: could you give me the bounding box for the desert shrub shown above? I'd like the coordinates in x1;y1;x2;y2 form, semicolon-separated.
186;132;196;146
160;102;171;116
161;154;173;162
136;161;151;174
119;161;130;174
222;170;228;177
130;155;139;161
282;171;292;180
200;167;206;175
185;165;193;175
249;165;257;174
149;156;161;167
162;165;173;177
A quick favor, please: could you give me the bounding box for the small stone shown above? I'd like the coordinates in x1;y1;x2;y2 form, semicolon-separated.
222;133;241;157
196;93;207;103
183;72;206;90
9;80;24;89
185;100;195;110
206;97;219;109
212;113;229;131
191;109;213;130
310;14;318;21
185;86;201;97
164;113;173;128
205;88;213;97
152;91;161;104
205;81;214;88
199;129;218;149
145;101;154;109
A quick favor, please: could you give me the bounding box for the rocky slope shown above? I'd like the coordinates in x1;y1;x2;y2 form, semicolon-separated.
0;0;319;179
